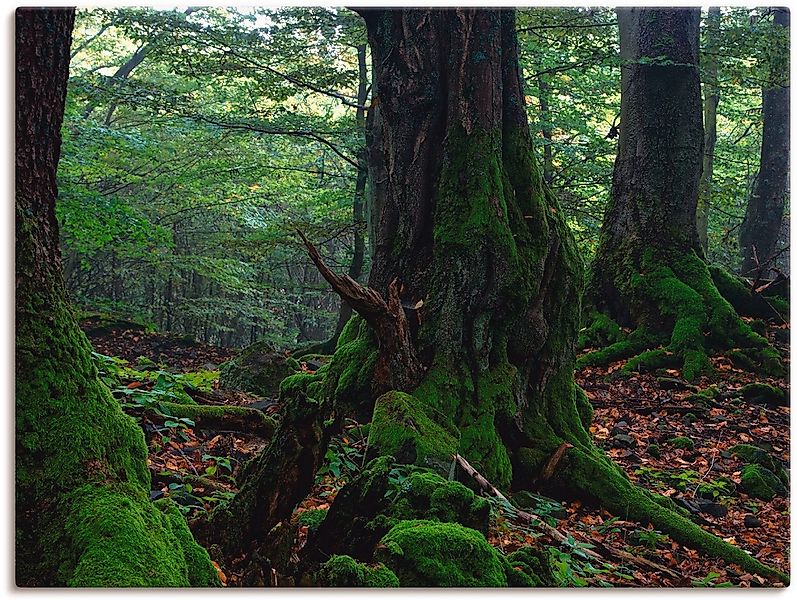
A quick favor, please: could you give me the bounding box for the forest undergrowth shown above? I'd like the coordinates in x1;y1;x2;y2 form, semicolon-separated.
82;314;790;588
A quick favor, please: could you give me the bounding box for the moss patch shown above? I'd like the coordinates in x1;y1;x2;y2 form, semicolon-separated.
317;555;399;587
376;520;508;587
368;391;459;475
740;464;786;501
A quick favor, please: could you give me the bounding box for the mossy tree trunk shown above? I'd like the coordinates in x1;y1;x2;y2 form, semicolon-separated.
587;8;780;380
740;8;789;278
355;8;586;487
16;8;216;586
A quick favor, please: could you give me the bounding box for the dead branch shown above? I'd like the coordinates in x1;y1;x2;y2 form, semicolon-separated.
454;453;680;579
297;229;424;391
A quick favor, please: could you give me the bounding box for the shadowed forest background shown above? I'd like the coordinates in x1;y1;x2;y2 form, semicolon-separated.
16;6;790;588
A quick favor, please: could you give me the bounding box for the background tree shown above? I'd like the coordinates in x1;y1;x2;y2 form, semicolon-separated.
585;7;782;380
16;7;216;586
740;8;790;279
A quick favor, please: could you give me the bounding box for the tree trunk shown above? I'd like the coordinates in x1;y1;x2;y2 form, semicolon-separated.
697;6;721;253
15;8;216;586
587;7;781;381
740;8;790;278
315;43;370;353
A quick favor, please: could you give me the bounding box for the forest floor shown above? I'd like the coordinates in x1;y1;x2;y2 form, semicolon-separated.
82;317;790;588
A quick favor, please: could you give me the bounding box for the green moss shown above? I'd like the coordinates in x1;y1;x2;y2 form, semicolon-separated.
577;312;624;349
218;341;299;397
391;471;490;534
729;444;788;486
740;464;786;501
142;401;276;437
666;436;695;450
323;316;378;414
16;290;218;585
554;446;787;583
647;444;661;458
739;382;786;405
317;555;399;587
506;546;554;587
56;483;218;587
577;328;658;368
376;520;508;587
297;508;328;532
368;392;459;474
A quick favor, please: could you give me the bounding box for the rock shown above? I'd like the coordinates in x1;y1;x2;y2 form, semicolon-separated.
612;433;636;448
665;436;695;450
647;444;661;458
218;341;299;397
743;515;762;529
697;500;728;519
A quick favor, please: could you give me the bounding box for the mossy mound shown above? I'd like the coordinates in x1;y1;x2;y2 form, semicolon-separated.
740;464;787;501
375;520;509;587
297;508;328;533
316;555;399;587
578;313;624;350
218;341;299;397
729;444;789;486
739;383;787;406
666;436;695;450
368;391;459;475
391;471;490;535
505;546;555;587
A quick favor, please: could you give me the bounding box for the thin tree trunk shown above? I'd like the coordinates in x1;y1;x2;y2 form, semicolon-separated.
697;6;721;253
740;8;790;278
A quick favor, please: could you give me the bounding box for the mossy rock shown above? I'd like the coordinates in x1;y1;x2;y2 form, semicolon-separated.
647;444;661;458
740;464;786;501
505;547;555;587
391;471;490;535
577;313;624;350
316;555;399;587
739;383;786;407
731;443;789;488
368;391;459;475
218;341;299;397
375;520;508;587
666;436;695;450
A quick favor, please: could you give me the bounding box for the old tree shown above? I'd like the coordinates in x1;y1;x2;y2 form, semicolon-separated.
17;6;786;587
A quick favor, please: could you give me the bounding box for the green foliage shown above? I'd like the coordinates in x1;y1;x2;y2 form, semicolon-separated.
317;555;399;587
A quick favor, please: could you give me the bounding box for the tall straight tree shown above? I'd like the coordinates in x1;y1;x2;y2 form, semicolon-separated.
229;7;784;582
15;7;216;586
586;7;781;380
697;6;721;252
740;8;790;278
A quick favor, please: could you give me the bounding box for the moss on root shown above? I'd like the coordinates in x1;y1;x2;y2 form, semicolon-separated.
552;446;788;584
368;391;459;475
316;555;399;587
581;250;783;380
58;484;218;587
375;520;509;587
577;312;624;350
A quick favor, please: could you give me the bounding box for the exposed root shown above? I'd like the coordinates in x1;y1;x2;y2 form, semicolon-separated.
581;251;784;379
553;446;788;584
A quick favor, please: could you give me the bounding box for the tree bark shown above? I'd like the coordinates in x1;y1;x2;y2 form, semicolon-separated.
587;8;781;381
740;8;790;278
15;8;216;586
697;6;721;253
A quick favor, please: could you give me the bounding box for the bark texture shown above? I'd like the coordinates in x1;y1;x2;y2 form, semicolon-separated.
740;8;790;278
587;8;781;381
16;8;216;586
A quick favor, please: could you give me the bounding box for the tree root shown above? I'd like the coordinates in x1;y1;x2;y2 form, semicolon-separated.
552;446;788;584
123;401;277;438
455;454;681;580
580;252;784;379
